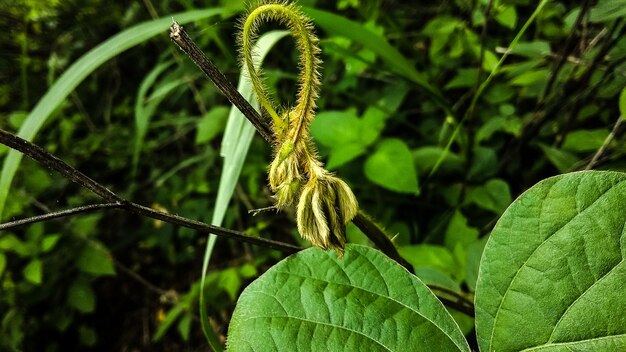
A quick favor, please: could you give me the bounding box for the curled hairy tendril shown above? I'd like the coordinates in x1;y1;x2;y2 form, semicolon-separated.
239;1;321;140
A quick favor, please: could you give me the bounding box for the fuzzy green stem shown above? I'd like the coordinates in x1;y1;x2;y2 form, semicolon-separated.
242;8;282;128
241;3;320;138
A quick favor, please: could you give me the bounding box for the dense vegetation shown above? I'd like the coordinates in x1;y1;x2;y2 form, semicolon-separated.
1;0;625;350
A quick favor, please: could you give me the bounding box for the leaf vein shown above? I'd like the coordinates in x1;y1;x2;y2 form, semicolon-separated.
273;270;462;347
240;315;393;351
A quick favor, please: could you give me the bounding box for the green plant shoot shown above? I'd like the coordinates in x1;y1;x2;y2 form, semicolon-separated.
240;1;358;253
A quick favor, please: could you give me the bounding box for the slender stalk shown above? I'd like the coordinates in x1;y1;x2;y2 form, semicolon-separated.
427;284;475;317
540;0;592;102
466;0;549;120
352;211;413;273
585;116;624;170
474;0;494;95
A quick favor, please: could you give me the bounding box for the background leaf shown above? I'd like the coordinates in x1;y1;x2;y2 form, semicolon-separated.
195;106;229;144
0;253;6;276
311;109;365;168
227;245;470;352
22;259;42;284
399;244;462;281
562;129;611;152
311;84;409;169
466;179;512;214
539;143;580;173
590;0;626;23
475;171;626;351
67;281;96;313
364;138;419;194
133;60;175;175
75;242;115;276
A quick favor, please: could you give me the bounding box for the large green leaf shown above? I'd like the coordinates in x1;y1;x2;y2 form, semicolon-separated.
475;171;626;352
227;245;470;352
0;8;228;219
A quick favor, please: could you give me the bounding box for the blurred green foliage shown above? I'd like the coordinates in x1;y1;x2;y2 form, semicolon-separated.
1;0;625;350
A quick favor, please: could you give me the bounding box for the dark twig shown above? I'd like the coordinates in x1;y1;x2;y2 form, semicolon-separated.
169;21;273;143
352;212;413;273
500;20;624;169
427;284;475;317
127;202;300;252
0;203;122;231
541;0;592;102
0;129;123;203
1;203;185;308
436;296;475;317
0;128;300;254
475;0;493;93
555;21;625;147
114;259;172;298
169;21;416;275
585;116;624;170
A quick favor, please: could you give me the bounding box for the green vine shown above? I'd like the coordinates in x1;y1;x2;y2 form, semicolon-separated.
240;1;358;253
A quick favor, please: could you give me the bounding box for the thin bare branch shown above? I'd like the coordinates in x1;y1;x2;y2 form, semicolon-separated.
0;203;122;231
0;129;123;203
0;128;300;254
169;21;274;142
541;0;592;101
585;116;624;170
427;284;475;317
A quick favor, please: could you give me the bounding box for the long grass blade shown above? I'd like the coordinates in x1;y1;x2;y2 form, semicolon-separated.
133;61;174;176
198;30;289;350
